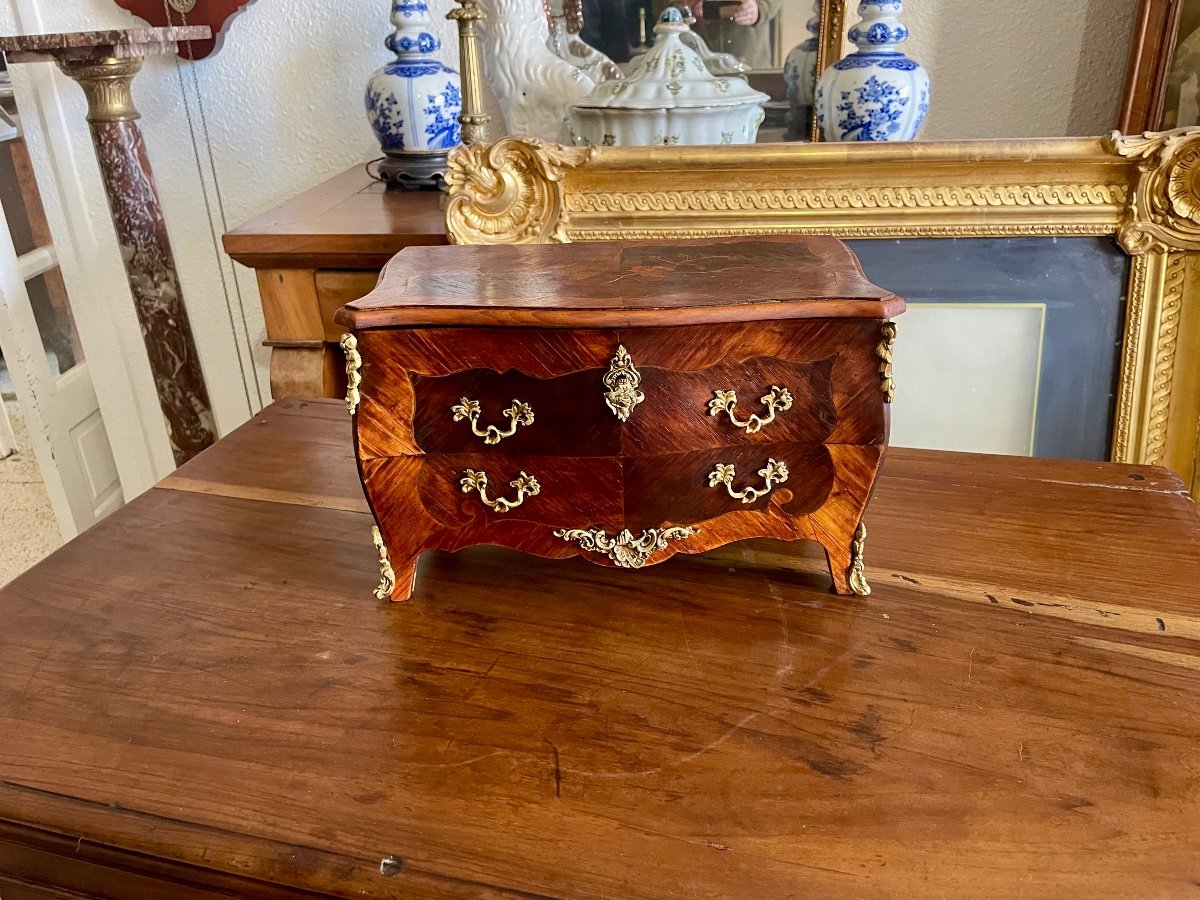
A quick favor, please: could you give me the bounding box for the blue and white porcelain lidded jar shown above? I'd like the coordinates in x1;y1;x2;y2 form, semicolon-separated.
815;0;930;142
365;0;463;187
782;0;820;138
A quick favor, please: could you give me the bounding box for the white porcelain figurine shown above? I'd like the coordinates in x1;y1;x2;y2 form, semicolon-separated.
544;0;623;84
478;0;596;142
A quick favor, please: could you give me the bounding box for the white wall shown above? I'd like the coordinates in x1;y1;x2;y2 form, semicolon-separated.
901;0;1137;139
4;0;1136;492
4;0;460;489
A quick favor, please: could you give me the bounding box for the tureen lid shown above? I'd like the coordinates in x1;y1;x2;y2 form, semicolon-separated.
572;8;768;110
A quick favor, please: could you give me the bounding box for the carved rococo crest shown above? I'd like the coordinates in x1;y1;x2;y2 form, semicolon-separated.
444;138;596;244
1110;127;1200;254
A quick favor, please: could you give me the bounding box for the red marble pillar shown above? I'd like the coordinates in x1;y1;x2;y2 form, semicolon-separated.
0;29;218;465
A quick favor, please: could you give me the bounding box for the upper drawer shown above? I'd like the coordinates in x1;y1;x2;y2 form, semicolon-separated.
622;356;838;456
619;319;890;448
354;327;618;459
411;368;620;456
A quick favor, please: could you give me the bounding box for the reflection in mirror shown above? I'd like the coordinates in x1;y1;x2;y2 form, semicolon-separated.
573;0;819;142
569;7;771;146
545;0;625;82
1164;3;1200;129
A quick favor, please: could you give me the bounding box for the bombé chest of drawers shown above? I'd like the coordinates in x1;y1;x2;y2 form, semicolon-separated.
334;236;904;602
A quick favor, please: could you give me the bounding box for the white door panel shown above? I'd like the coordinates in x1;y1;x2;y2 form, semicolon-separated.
0;192;122;537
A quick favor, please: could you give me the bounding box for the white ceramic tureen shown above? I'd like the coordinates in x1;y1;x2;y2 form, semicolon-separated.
569;7;768;147
677;8;749;77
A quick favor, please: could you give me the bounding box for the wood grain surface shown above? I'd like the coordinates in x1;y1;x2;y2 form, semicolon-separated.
335;237;902;331
1118;0;1184;133
1;399;1198;897
352;314;891;598
222;169;447;270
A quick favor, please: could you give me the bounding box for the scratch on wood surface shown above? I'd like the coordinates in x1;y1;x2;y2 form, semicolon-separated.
1072;637;1200;671
560;710;762;780
157;475;369;513
696;546;1197;640
1032;475;1190;496
545;739;562;798
676;602;706;682
402;750;507;769
966;648;976;683
766;579;794;678
558;645;861;780
878;571;1199;640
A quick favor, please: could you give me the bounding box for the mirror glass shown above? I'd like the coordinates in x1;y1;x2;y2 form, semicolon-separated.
519;0;1139;147
575;0;817;142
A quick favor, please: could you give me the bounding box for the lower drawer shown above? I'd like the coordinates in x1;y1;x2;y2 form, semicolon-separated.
366;442;842;538
622;443;835;532
365;454;624;532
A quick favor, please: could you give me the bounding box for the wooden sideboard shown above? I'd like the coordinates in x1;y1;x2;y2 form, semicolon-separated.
223;166;448;399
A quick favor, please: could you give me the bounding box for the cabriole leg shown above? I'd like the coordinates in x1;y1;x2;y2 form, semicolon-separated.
847;521;871;596
371;526;419;602
820;520;871;596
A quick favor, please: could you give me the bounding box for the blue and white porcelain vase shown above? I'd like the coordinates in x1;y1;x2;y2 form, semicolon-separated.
782;0;820;139
815;0;929;142
365;0;463;187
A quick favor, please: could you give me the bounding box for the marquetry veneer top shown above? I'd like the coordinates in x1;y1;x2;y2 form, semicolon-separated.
335;236;903;330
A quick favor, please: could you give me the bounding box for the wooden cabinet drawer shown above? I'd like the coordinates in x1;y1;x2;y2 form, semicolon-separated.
620;319;888;447
622;443;835;532
411;368;620;456
623;357;838;455
354;327;617;459
416;454;623;530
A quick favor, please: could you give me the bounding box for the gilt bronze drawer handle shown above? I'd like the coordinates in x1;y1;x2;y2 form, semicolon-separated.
460;469;541;513
603;345;645;421
554;525;699;568
707;458;789;503
450;397;535;444
708;386;793;434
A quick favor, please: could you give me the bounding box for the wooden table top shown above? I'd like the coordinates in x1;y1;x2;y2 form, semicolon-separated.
222;166;448;270
3;398;1199;898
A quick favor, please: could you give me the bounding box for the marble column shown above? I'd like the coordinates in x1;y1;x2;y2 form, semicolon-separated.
0;29;218;465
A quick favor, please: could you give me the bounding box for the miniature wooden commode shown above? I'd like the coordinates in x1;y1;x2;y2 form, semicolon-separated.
334;236;904;601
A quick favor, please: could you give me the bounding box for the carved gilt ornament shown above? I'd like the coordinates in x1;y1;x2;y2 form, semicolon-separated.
444;130;1200;492
445;138;595;245
1110;127;1200;254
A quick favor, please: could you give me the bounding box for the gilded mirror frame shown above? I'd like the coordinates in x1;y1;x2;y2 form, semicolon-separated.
444;132;1200;492
442;1;1200;491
